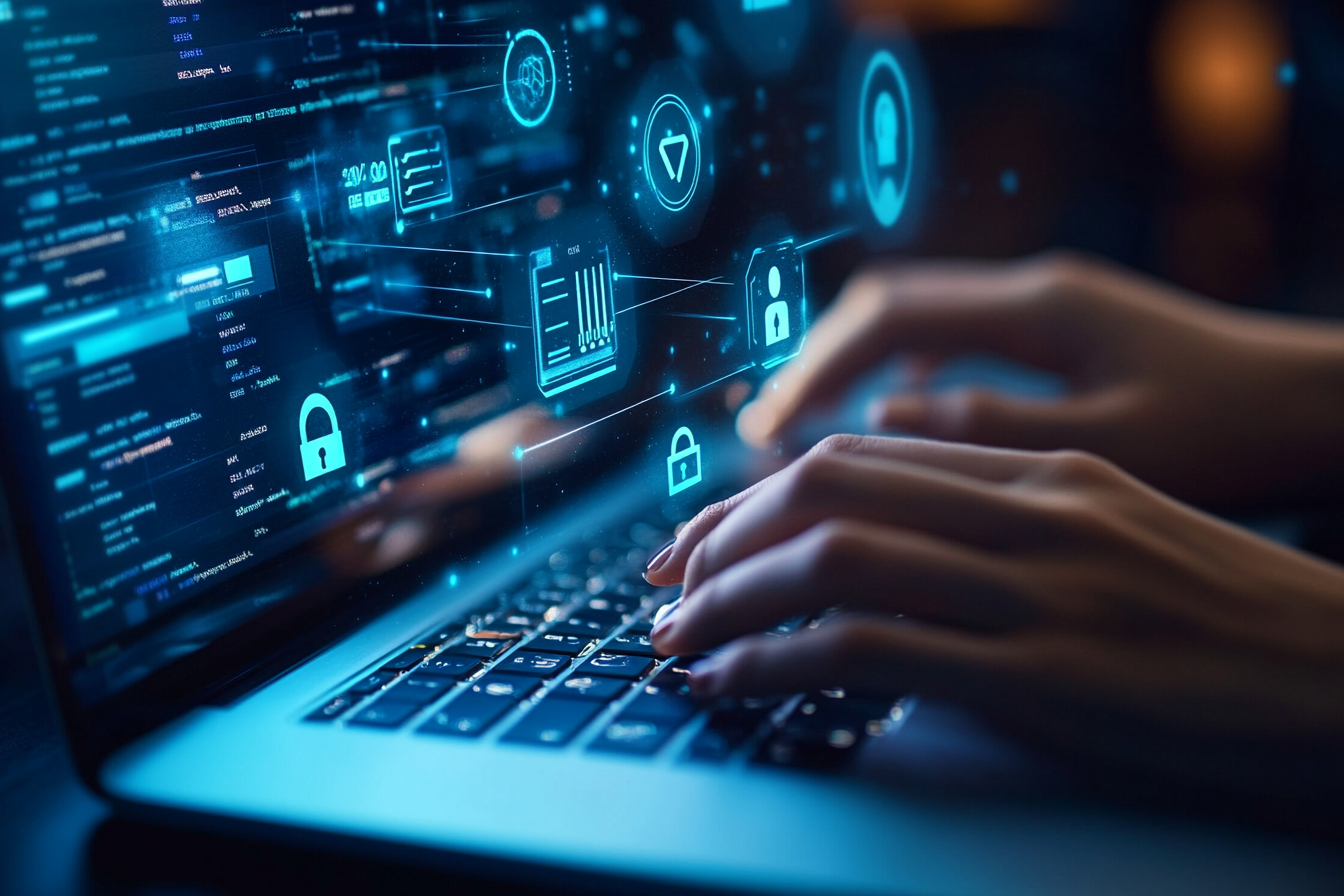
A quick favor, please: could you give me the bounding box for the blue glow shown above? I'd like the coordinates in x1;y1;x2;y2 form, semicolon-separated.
356;473;366;488
503;30;557;128
703;103;712;119
1279;61;1297;86
631;115;638;128
859;49;916;229
420;417;428;427
485;287;493;299
669;382;677;395
449;572;459;587
381;368;389;380
513;445;524;461
511;545;519;556
1001;169;1020;196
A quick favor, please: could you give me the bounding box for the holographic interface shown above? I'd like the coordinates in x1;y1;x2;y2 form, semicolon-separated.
0;2;925;704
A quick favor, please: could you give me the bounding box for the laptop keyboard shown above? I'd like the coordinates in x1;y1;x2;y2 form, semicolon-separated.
304;520;908;771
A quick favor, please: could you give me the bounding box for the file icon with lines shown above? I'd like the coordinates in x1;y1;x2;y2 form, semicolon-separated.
387;126;454;230
529;242;619;398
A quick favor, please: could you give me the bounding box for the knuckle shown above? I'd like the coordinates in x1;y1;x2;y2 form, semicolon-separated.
1042;449;1111;483
800;520;863;579
785;453;842;502
817;620;881;668
811;433;865;458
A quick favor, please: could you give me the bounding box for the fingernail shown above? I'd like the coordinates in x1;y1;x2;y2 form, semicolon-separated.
651;602;680;643
651;597;681;627
736;401;776;447
688;655;726;696
645;539;676;575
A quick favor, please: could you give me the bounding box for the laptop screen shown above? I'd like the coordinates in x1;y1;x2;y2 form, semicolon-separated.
0;1;924;710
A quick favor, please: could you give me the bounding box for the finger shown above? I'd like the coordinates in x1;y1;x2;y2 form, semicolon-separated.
681;451;1033;597
652;520;1029;657
868;388;1130;451
737;259;1071;448
647;435;1048;587
688;618;1021;703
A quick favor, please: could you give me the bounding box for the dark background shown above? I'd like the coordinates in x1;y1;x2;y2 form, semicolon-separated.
5;0;1344;893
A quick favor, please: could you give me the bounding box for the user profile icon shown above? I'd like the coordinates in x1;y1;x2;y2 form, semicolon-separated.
859;50;914;229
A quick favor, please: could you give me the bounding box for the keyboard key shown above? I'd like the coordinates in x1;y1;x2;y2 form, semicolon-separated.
625;688;699;724
448;639;510;659
626;621;656;636
580;596;639;617
588;715;679;755
388;675;457;704
466;623;528;640
570;607;625;627
421;654;482;679
382;648;435;671
347;698;424;728
525;633;598;656
552;617;616;639
502;698;605;747
415;622;467;648
551;675;631;702
496;650;571;678
347;671;395;695
577;652;655;680
468;673;542;700
688;703;773;762
305;694;356;722
419;693;515;738
605;631;656;656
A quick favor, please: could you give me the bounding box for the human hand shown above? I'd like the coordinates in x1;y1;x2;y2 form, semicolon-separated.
737;253;1344;506
647;435;1344;800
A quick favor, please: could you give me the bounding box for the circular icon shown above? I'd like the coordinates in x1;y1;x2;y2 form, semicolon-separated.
858;50;914;229
768;265;781;298
503;29;556;128
643;94;701;213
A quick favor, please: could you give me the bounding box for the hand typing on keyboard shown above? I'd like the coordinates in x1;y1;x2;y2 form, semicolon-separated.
646;434;1344;803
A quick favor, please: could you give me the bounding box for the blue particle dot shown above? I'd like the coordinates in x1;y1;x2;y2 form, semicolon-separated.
1001;169;1020;196
356;473;366;488
449;573;459;587
420;417;428;427
381;368;389;379
485;287;493;299
703;104;712;119
631;115;638;128
760;162;771;177
601;182;609;195
669;382;677;395
511;546;519;557
634;191;640;200
1279;61;1297;86
629;143;636;155
513;445;524;461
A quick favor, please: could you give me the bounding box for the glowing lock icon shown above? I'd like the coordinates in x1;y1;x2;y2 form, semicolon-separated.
666;426;703;496
299;393;347;482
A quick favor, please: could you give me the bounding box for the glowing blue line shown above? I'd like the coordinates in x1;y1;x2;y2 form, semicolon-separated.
328;240;519;258
616;278;729;314
365;305;530;329
522;388;673;455
795;227;856;252
440;182;570;220
614;273;736;286
681;363;757;397
433;83;498;98
384;281;492;297
544;321;569;333
541;278;565;288
365;41;509;48
663;313;738;321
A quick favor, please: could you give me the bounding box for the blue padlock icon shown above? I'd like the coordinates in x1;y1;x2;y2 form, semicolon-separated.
667;426;703;496
299;393;347;482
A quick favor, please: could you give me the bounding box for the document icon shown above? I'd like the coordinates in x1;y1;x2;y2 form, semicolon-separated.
530;241;619;398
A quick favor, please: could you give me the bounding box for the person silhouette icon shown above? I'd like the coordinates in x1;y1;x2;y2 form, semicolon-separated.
859;49;914;230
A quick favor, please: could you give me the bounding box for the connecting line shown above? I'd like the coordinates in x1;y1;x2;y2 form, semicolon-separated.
616;278;731;315
384;280;493;298
795;227;857;253
662;313;738;321
441;182;571;220
679;363;757;399
366;305;530;330
327;240;519;259
614;273;736;286
364;41;510;49
522;388;673;455
433;83;498;98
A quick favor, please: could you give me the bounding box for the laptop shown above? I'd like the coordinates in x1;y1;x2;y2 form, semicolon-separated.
3;2;1342;893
